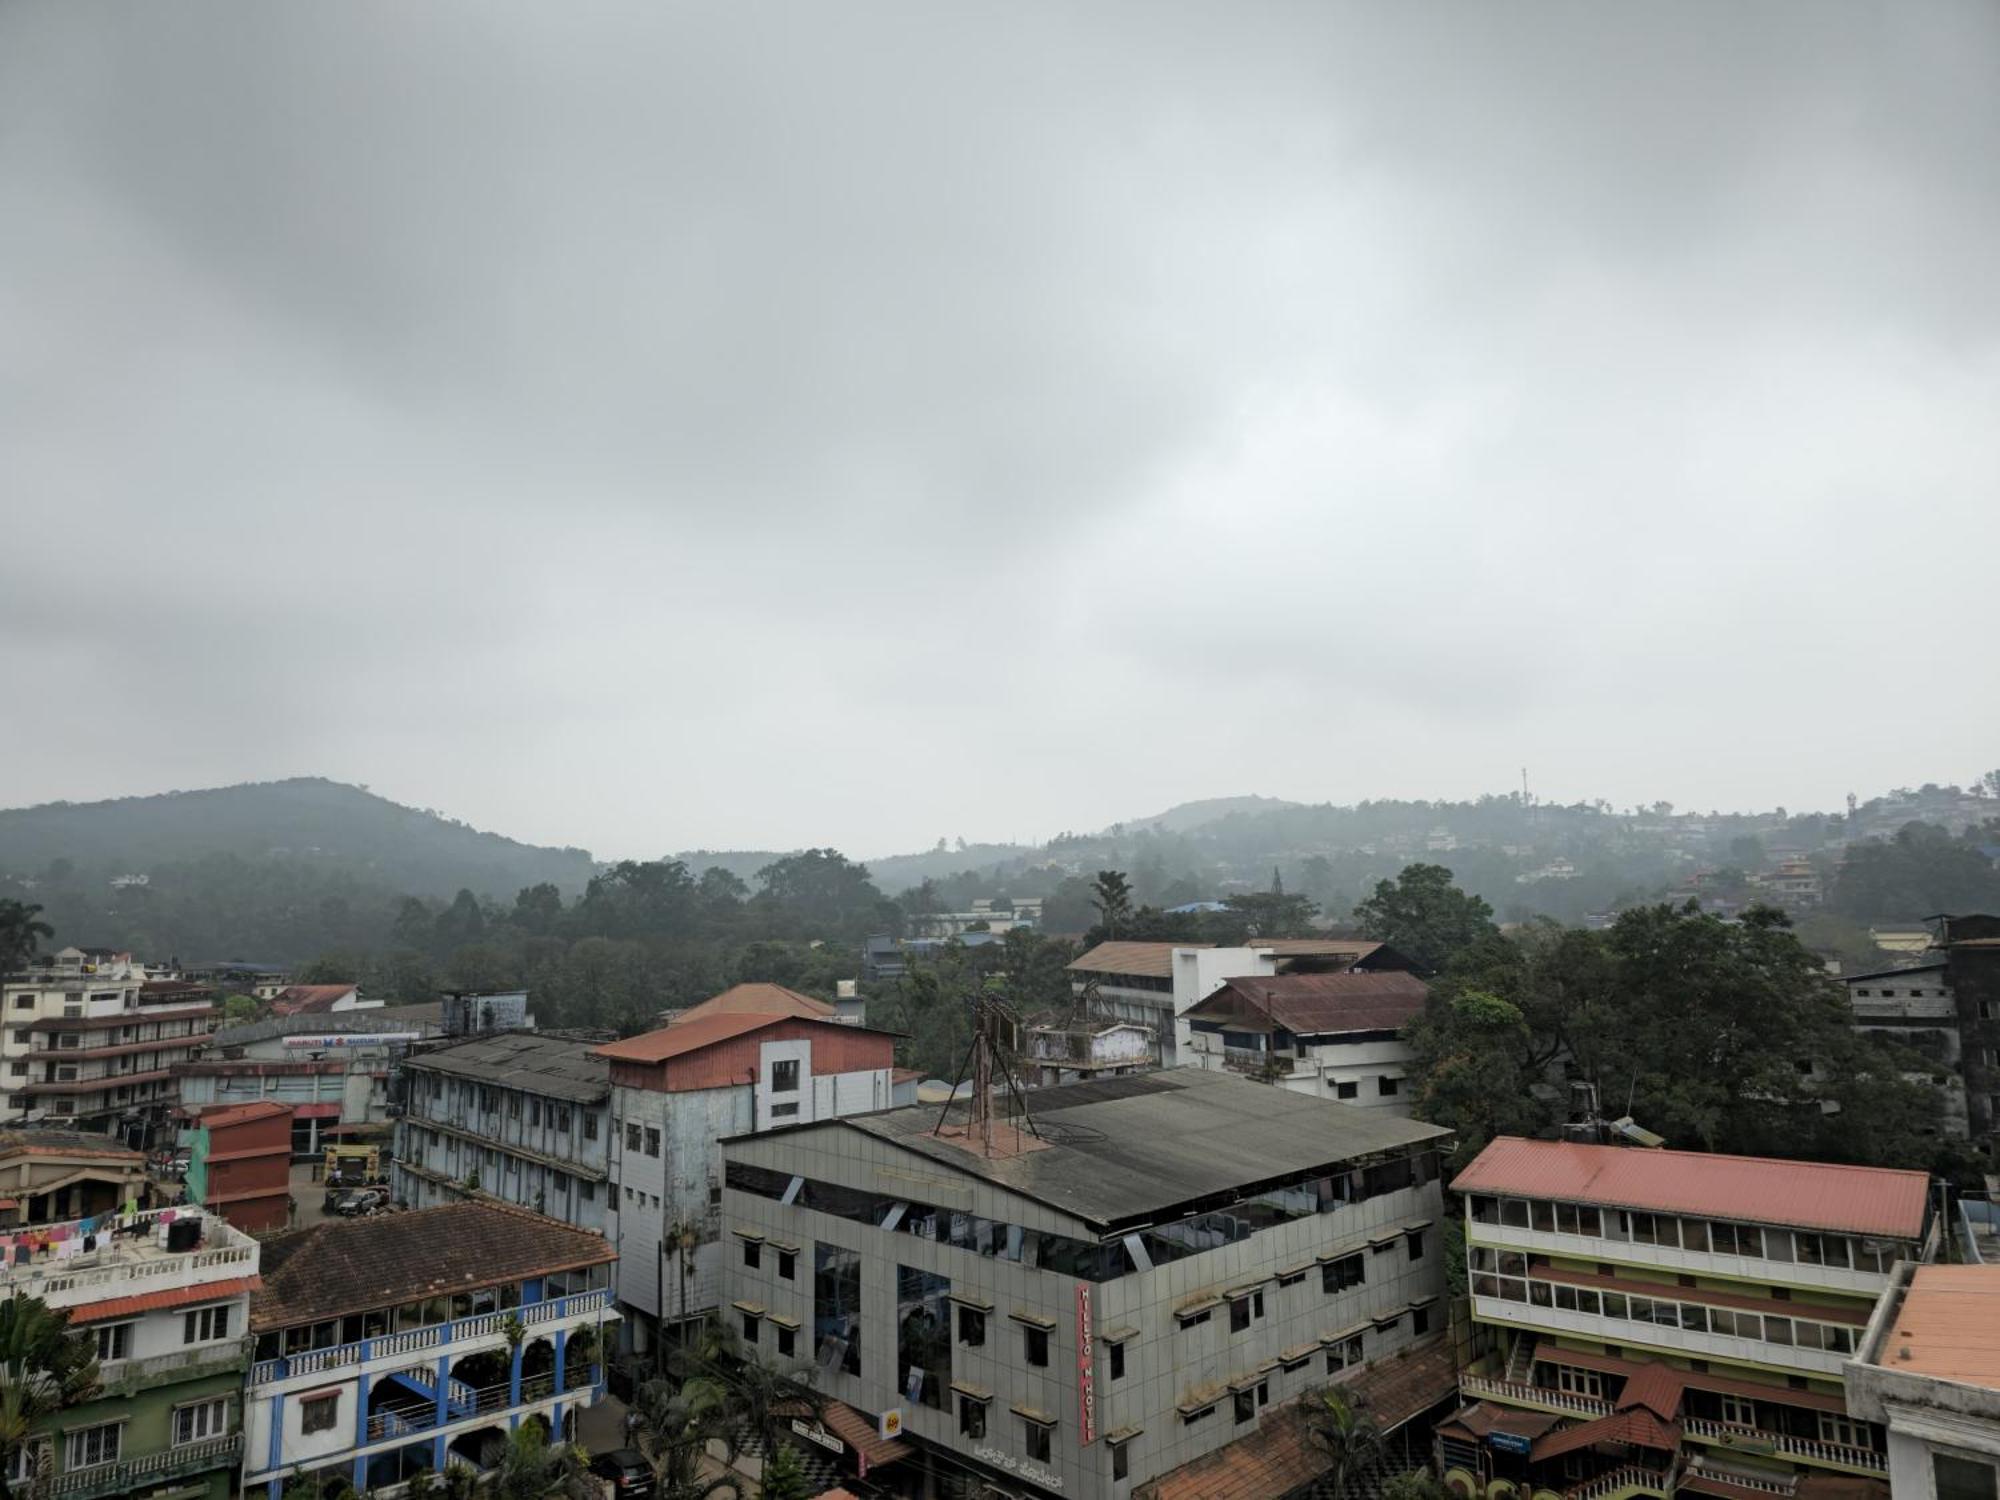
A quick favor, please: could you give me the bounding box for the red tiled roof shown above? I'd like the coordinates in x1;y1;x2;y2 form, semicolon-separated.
668;983;834;1026
1190;971;1429;1035
1439;1402;1562;1443
1451;1137;1931;1239
1614;1363;1685;1420
72;1276;257;1324
1531;1408;1681;1461
1139;1336;1457;1500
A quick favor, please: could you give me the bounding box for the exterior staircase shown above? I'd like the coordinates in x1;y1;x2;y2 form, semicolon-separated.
1505;1333;1539;1385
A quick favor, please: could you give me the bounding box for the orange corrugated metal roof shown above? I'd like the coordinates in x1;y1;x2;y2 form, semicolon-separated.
198;1100;292;1129
1067;941;1214;978
1451;1137;1931;1239
1879;1264;2000;1391
667;983;833;1026
72;1276;257;1324
1615;1363;1686;1419
594;1011;788;1063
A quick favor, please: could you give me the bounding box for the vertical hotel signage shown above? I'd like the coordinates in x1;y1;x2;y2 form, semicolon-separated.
1075;1281;1097;1444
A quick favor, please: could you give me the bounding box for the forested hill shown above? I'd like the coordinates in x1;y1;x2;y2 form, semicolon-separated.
0;779;596;899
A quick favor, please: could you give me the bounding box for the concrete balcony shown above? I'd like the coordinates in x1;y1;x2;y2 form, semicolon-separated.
250;1288;612;1389
1466;1222;1897;1299
98;1336;252;1397
1468;1295;1850;1378
48;1432;242;1499
1459;1373;1612;1418
1682;1417;1885;1475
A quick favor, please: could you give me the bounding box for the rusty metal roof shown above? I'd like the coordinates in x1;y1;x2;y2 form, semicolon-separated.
1187;971;1429;1035
1452;1137;1931;1239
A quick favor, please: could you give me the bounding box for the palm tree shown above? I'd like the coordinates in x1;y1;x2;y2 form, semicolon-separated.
0;903;53;982
1302;1386;1387;1500
0;1297;100;1500
628;1374;738;1500
490;1421;596;1500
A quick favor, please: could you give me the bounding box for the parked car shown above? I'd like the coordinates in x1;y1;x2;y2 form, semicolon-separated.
589;1449;653;1498
328;1186;390;1218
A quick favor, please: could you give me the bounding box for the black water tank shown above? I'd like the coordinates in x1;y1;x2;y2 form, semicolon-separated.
166;1218;201;1252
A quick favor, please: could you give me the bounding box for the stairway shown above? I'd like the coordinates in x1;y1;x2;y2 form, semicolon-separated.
1505;1333;1539;1385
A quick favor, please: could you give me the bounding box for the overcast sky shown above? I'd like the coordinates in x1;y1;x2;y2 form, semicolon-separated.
4;3;1997;862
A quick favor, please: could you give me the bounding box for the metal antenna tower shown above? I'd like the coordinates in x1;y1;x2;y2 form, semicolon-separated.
935;984;1041;1157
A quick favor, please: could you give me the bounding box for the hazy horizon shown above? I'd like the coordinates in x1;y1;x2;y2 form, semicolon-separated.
6;2;1996;859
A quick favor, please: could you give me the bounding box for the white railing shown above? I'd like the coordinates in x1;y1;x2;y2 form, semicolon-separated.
1564;1465;1671;1500
251;1289;609;1386
1460;1374;1612;1417
1681;1458;1798;1495
1683;1418;1885;1473
0;1219;255;1303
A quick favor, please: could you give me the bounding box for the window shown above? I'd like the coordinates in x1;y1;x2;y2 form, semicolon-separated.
1234;1388;1257;1423
1109;1340;1125;1379
1323;1253;1364;1293
897;1266;951;1409
1335;1080;1358;1100
1183;1404;1215;1425
958;1307;986;1347
625;1123;642;1152
1326;1334;1364;1372
507;1093;521;1119
1230;1297;1253;1333
1113;1438;1130;1481
772;1102;800;1119
583;1112;599;1141
1558;1367;1601;1399
742;1239;761;1270
1024;1419;1051;1462
1818;1414;1869;1449
776;1325;796;1358
1378;1075;1400;1097
741;1312;759;1345
1024;1325;1050;1367
64;1424;120;1470
1179;1308;1211;1329
580;1180;595;1202
644;1127;661;1157
814;1243;863;1378
94;1323;133;1361
778;1249;795;1281
960;1396;986;1439
1413;1304;1430;1336
301;1394;339;1435
173;1398;228;1445
10;997;29;1011
4;1438;47;1487
1933;1453;1997;1500
184;1305;231;1343
1719;1395;1757;1427
1407;1230;1425;1260
771;1059;800;1092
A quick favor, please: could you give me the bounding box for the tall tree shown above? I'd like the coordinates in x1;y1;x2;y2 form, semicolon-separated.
1403;990;1550;1168
1353;864;1497;974
1090;871;1133;937
0;902;53;978
0;1296;99;1500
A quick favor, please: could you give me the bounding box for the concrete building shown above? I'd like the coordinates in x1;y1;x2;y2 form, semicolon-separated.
1846;1263;2000;1500
0;1204;260;1500
1181;971;1429;1109
0;950;219;1145
1022;1015;1158;1087
0;1128;150;1226
393;1032;611;1232
1843;962;1968;1137
173;1005;441;1156
720;1068;1453;1500
243;1202;616;1498
1065;939;1416;1068
1443;1136;1938;1500
595;1012;898;1358
186;1101;294;1233
439;989;532;1035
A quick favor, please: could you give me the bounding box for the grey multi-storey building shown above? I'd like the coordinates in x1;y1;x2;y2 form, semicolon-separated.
392;1032;612;1232
721;1068;1451;1500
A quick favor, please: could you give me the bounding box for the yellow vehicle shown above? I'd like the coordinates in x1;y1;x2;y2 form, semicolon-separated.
324;1144;381;1186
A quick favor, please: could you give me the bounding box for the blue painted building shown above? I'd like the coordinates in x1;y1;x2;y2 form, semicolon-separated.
243;1201;616;1496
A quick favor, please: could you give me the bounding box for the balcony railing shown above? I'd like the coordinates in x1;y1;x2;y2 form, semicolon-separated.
251;1288;611;1386
1681;1457;1799;1495
1459;1374;1612;1417
1682;1418;1884;1474
48;1432;242;1499
1563;1465;1672;1500
0;1213;256;1301
99;1337;252;1395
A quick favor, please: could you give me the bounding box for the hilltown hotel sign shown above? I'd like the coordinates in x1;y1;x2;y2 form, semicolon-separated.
1075;1281;1097;1444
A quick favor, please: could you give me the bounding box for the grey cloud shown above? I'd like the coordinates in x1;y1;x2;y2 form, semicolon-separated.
2;1;1996;857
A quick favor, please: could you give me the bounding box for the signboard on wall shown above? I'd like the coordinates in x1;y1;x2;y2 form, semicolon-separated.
281;1034;423;1049
1076;1281;1097;1444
